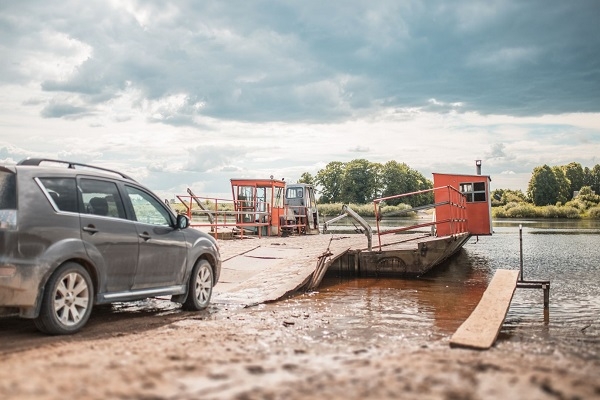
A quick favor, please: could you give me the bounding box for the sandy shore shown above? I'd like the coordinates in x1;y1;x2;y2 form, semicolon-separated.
1;236;599;399
1;298;598;400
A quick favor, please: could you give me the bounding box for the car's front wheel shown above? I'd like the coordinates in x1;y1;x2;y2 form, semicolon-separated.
34;262;94;335
182;259;213;311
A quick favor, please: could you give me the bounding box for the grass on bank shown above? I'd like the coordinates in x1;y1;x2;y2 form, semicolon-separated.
492;203;600;219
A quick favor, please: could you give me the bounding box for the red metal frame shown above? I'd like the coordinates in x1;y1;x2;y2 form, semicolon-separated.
175;193;271;239
373;185;468;250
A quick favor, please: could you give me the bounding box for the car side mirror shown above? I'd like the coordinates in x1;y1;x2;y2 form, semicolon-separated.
176;214;190;229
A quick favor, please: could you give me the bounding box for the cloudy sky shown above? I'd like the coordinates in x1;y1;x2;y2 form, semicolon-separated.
1;0;599;200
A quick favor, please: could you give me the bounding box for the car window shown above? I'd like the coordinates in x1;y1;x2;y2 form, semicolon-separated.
38;177;79;213
79;179;127;219
125;185;171;226
0;171;16;209
0;171;17;229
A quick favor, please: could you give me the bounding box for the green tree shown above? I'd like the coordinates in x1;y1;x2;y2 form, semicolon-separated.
297;172;314;185
371;162;383;199
409;168;434;206
590;164;600;194
378;161;433;206
315;161;345;203
563;162;584;199
380;161;415;205
491;189;527;206
527;165;559;206
340;159;380;204
552;166;571;204
583;167;593;188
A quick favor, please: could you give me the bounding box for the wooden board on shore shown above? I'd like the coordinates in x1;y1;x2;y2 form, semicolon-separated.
450;269;520;350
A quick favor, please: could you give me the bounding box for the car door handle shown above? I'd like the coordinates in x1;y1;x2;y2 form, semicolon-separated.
82;225;99;234
139;232;151;241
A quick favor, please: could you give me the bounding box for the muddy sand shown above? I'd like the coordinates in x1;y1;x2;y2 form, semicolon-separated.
1;238;599;400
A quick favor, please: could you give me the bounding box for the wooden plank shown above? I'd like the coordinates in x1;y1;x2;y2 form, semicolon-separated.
450;269;520;349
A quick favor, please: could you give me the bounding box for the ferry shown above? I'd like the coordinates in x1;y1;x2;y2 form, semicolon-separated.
176;161;492;276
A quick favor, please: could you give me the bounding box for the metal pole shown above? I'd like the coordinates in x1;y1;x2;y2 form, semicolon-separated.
519;224;524;282
543;283;550;308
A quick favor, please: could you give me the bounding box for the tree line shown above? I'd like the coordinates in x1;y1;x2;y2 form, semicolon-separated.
298;159;433;206
299;160;600;211
524;162;600;206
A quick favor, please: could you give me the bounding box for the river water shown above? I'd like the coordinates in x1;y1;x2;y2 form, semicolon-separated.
265;219;600;359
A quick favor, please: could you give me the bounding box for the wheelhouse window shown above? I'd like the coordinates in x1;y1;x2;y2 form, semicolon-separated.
286;187;303;199
459;182;487;202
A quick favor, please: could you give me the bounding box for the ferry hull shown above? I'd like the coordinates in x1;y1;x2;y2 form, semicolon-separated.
357;232;471;277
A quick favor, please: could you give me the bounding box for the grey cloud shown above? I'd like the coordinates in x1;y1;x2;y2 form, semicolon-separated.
487;143;507;159
219;166;242;173
40;101;93;119
2;0;600;125
348;146;370;153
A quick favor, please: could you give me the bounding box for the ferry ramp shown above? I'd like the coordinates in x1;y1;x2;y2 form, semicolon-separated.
212;233;439;307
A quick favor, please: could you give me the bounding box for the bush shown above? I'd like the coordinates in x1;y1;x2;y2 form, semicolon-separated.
493;203;581;219
578;186;594;196
589;207;600;219
559;206;582;219
541;205;580;219
579;193;600;205
349;203;377;217
317;202;417;218
379;203;415;218
317;203;347;217
497;203;537;218
565;199;587;211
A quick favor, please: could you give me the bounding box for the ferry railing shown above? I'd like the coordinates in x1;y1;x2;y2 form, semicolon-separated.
373;185;468;251
175;194;271;239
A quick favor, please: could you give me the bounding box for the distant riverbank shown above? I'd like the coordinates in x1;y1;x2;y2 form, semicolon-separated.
317;202;600;219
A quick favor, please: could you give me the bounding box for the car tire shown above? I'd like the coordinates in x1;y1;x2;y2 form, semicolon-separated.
34;262;94;335
182;259;213;311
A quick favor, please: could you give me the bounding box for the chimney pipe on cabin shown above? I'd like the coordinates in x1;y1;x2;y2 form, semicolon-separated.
475;160;482;175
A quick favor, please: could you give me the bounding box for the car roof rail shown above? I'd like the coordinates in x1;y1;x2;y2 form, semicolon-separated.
17;158;136;181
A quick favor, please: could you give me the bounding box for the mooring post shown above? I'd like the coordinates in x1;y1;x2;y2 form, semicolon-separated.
519;224;524;282
515;223;550;310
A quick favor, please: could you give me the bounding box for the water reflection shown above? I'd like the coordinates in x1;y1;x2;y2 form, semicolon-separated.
286;219;600;359
321;249;493;335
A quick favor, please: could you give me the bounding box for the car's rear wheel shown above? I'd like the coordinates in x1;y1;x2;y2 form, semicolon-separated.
182;259;213;311
34;262;93;335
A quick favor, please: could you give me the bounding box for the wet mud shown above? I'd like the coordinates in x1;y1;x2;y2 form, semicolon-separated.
1;289;599;400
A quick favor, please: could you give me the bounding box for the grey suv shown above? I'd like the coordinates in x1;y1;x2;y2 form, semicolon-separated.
0;158;221;334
